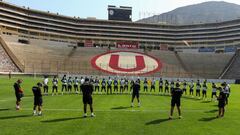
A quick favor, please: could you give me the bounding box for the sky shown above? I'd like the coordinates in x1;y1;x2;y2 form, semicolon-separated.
4;0;240;21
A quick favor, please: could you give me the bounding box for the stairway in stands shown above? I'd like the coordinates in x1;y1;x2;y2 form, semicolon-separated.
221;50;240;79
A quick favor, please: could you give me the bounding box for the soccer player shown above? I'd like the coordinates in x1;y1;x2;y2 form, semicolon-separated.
216;86;226;118
131;79;141;107
67;77;73;94
80;76;85;93
94;77;100;92
159;78;163;93
107;77;112;94
196;80;201;98
124;78;129;92
169;83;183;119
143;78;148;93
61;75;67;95
101;78;106;93
52;76;58;96
211;83;217;101
13;79;23;110
202;81;208;99
120;78;125;94
81;78;95;117
73;77;79;94
113;78;118;93
224;83;230;105
32;83;43;116
182;80;187;95
170;80;175;92
130;79;134;92
43;76;49;96
150;78;156;93
189;80;194;96
165;80;169;94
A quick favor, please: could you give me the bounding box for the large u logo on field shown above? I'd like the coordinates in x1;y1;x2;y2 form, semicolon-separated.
109;55;146;72
91;51;162;75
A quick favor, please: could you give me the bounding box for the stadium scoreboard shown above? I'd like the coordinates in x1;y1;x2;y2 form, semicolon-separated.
108;5;132;21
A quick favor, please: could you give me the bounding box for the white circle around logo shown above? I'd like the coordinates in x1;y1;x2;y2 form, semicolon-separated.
91;51;162;75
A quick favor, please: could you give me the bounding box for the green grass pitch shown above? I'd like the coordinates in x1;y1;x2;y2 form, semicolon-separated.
0;75;240;135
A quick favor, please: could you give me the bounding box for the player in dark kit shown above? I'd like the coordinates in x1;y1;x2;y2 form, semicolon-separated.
182;80;187;95
143;78;148;92
159;78;163;93
196;80;201;98
81;78;95;117
113;78;118;93
61;75;67;95
131;79;141;107
165;80;169;94
13;79;23;110
101;78;106;93
32;83;43;116
202;81;208;99
169;83;183;119
124;78;129;92
217;86;227;118
52;76;58;96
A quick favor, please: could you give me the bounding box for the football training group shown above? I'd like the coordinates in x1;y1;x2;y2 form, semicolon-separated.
13;75;230;119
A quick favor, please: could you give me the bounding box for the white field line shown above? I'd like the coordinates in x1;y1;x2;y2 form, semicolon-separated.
18;108;212;113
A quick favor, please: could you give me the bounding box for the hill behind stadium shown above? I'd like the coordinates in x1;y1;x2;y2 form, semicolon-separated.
137;1;240;25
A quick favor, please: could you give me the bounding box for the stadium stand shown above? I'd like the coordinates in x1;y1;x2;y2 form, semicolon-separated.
0;1;239;79
221;50;240;79
0;41;19;72
177;52;234;79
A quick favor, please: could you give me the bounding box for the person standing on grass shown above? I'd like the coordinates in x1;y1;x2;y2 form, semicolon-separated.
101;78;106;94
13;79;24;110
52;76;58;96
67;77;73;94
211;83;217;101
61;75;67;95
120;78;125;94
196;80;201;98
150;78;156;93
159;78;163;93
107;77;112;94
216;86;227;118
43;76;49;96
189;80;194;96
113;78;119;94
32;83;43;116
223;82;230;105
165;80;169;94
94;77;100;92
81;78;95;117
169;83;183;119
182;80;187;95
131;79;141;107
202;81;208;99
143;78;148;93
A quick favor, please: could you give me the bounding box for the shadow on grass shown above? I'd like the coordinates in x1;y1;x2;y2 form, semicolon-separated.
145;118;171;125
201;101;212;103
0;114;32;120
111;106;131;110
204;109;218;113
41;116;85;123
0;108;10;112
198;117;217;122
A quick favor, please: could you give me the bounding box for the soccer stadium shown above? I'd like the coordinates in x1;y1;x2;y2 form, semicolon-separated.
0;0;240;135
